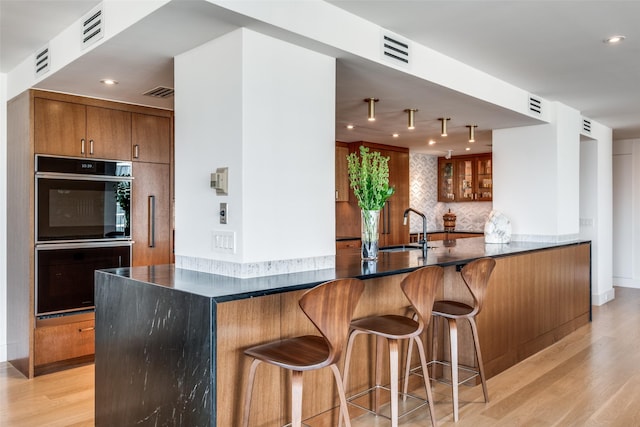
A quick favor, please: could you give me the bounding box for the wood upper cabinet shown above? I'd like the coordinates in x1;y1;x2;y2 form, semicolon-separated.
131;162;172;266
34;97;131;160
438;153;492;202
335;144;349;202
132;113;171;164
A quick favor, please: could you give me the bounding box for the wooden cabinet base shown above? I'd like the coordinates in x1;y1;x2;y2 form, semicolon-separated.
34;313;95;373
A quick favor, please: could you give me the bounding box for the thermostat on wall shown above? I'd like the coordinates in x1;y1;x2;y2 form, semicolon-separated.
211;167;228;195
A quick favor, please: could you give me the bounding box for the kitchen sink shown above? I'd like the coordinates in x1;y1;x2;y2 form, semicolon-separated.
379;244;435;252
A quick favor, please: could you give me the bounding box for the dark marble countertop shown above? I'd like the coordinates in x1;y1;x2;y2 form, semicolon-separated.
100;237;589;303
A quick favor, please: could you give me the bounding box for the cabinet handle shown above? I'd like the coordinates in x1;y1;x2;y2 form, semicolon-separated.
89;139;94;155
148;195;156;248
81;139;86;154
133;144;140;159
78;327;95;333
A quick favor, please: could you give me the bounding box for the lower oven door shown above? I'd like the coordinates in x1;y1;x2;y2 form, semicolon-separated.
36;242;131;317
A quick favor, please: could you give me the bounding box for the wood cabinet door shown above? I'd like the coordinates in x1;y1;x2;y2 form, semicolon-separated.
34;97;86;156
335;145;349;202
131;162;171;266
86;106;131;160
386;150;409;245
132;113;171;164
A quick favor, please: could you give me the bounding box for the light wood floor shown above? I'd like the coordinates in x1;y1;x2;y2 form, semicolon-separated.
2;286;640;427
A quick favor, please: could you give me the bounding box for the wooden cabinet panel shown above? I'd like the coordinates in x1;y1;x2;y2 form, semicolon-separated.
335;144;349;202
132;162;172;266
86;106;131;160
34;98;86;156
132;113;171;164
34;318;95;366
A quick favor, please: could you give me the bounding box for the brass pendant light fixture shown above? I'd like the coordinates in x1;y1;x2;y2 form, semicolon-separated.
404;108;418;130
364;98;379;121
467;125;477;142
439;117;450;136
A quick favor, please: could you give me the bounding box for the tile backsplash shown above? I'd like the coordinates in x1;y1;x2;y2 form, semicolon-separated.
409;153;492;233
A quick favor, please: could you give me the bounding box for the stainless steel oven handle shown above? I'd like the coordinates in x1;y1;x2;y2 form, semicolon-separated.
148;195;156;248
36;172;133;182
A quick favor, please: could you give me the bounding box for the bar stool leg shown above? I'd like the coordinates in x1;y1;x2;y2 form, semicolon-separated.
291;370;303;427
330;364;352;427
402;337;414;398
242;358;262;427
375;335;384;415
448;318;459;422
389;339;399;427
413;335;438;427
469;317;489;403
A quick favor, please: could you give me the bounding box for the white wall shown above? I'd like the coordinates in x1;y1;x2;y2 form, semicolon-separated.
1;72;7;362
174;28;335;268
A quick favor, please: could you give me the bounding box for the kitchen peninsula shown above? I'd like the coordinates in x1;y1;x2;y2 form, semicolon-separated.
94;237;590;426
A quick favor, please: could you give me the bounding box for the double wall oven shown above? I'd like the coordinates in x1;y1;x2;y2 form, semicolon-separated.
35;155;133;318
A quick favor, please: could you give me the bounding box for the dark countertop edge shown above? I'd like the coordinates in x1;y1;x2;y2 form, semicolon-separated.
97;239;591;303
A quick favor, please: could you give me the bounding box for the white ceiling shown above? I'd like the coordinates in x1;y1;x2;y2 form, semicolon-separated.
2;1;639;156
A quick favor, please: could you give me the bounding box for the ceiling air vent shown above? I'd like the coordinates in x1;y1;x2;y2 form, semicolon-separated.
528;95;543;115
381;30;410;68
34;44;50;77
143;86;175;99
582;118;592;134
81;5;104;49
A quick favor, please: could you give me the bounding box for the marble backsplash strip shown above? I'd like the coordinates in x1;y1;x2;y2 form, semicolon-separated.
511;233;581;243
175;254;336;278
409;153;492;233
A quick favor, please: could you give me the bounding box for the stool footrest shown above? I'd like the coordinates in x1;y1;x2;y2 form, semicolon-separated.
408;360;481;387
346;385;431;421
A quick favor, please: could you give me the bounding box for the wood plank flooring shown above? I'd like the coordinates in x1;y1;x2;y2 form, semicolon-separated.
1;286;639;427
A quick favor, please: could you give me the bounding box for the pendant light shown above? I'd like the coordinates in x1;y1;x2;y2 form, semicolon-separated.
364;98;379;121
404;109;417;130
439;118;450;136
467;125;477;143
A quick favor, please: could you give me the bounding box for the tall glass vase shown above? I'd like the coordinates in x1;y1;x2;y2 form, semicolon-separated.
361;209;381;260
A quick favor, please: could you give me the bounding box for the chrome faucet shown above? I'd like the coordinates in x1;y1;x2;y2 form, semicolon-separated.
403;208;428;257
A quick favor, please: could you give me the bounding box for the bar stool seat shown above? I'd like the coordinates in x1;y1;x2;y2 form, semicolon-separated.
242;278;365;427
404;257;496;422
342;266;441;427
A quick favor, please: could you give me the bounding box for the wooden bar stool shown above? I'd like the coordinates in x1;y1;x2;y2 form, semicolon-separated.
342;266;441;427
404;257;496;422
242;278;364;427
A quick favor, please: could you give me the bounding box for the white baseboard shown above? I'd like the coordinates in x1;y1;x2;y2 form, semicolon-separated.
592;288;616;306
612;277;640;289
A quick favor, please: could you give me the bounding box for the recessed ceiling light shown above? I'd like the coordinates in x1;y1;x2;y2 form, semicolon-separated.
392;133;399;138
346;124;354;129
428;139;436;145
100;79;118;85
465;147;471;151
604;35;625;44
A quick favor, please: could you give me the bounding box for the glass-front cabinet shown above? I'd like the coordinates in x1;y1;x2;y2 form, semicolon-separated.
438;153;492;202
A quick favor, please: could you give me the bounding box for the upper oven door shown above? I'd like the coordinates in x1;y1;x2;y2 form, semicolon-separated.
36;172;132;243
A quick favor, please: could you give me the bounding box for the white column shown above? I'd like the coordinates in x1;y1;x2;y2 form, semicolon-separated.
492;102;581;241
174;28;336;277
